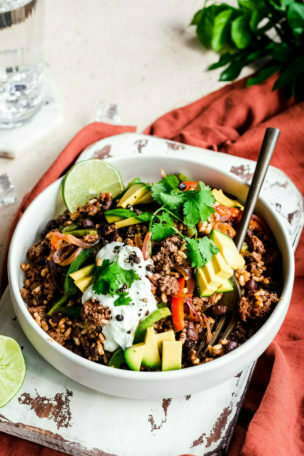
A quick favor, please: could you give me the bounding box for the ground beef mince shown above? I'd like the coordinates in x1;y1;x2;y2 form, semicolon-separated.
149;273;180;296
81;298;111;327
152;236;184;275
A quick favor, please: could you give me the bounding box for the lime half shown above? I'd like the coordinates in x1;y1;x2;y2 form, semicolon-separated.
62;159;124;213
0;335;26;408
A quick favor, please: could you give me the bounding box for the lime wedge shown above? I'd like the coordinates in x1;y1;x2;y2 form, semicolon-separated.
62;159;124;213
0;335;26;408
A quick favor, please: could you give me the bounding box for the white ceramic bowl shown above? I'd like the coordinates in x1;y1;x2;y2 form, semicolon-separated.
8;155;294;399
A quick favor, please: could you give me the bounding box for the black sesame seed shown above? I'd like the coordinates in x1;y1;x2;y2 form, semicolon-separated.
116;314;124;321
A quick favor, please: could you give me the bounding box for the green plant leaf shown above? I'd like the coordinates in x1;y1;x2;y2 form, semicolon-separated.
287;2;304;37
231;14;251;49
219;59;246;81
211;8;235;52
246;65;280;87
195;4;231;49
273;54;304;89
249;10;262;31
209;53;234;70
191;8;204;26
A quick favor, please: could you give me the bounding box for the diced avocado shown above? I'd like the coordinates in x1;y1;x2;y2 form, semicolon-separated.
216;278;234;293
196;269;218;297
117;184;149;208
108;348;125;368
69;264;94;281
212;253;233;280
136;190;153;205
142;327;161;369
155;330;175;354
105;214;123;223
210;229;245;270
74;275;93;292
134;307;171;343
115;216;145;228
212;189;244;209
124;343;146;371
201;261;223;289
162;341;182;371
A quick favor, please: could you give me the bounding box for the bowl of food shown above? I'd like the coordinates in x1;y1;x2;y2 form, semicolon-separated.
8;154;294;399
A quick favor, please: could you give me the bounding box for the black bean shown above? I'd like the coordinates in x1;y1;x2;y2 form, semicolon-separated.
116;314;124;321
226;341;238;352
178;182;186;190
186;327;199;341
82;218;94;228
246;279;257;291
212;305;228;316
56;215;66;225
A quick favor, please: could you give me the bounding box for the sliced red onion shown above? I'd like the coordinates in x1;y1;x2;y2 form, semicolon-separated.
184;298;200;322
142;231;152;260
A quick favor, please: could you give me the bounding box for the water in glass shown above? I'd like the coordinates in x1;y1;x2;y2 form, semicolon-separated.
0;0;45;128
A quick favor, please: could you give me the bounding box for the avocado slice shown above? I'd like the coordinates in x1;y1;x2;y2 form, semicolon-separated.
105;214;123;223
124;343;146;371
69;264;94;281
74;275;94;292
210;229;245;270
136;190;153;205
155;330;175;354
117;184;150;208
212;189;244;209
142;327;161;369
133;307;171;343
115;216;145;228
201;261;223;289
216;278;234;293
212;253;233;280
196;268;218;297
162;341;182;371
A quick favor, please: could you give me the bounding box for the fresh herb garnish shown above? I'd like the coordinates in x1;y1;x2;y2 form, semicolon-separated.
183;182;216;229
185;236;219;268
151;212;176;241
151;175;216;230
114;292;132;306
191;1;304;99
93;259;139;295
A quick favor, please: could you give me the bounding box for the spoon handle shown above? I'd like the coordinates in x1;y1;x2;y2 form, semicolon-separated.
234;127;280;252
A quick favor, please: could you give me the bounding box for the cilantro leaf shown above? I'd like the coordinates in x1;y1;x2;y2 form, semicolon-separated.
183;182;216;228
198;236;219;264
151;212;176;241
151;175;185;210
114;292;132;306
185;236;219;268
185;238;204;268
93;259;139;295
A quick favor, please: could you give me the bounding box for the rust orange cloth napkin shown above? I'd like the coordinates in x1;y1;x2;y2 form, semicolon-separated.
1;74;304;456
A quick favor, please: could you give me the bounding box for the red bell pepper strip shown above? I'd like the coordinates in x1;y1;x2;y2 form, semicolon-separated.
171;277;185;331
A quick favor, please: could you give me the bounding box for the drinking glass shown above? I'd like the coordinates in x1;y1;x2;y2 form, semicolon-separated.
0;0;45;128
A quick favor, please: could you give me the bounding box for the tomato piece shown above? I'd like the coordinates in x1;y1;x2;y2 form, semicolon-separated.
183;181;198;191
215;205;241;222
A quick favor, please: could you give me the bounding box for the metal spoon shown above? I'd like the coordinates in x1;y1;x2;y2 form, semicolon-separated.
198;127;280;353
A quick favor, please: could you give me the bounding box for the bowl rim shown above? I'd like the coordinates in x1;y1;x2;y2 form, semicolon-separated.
8;154;295;381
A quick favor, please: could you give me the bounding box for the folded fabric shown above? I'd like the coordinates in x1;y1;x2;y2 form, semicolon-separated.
1;74;304;456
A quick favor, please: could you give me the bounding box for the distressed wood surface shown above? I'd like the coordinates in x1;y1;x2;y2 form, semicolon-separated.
0;134;303;456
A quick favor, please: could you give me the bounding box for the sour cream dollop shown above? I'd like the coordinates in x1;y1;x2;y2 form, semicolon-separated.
82;242;157;352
